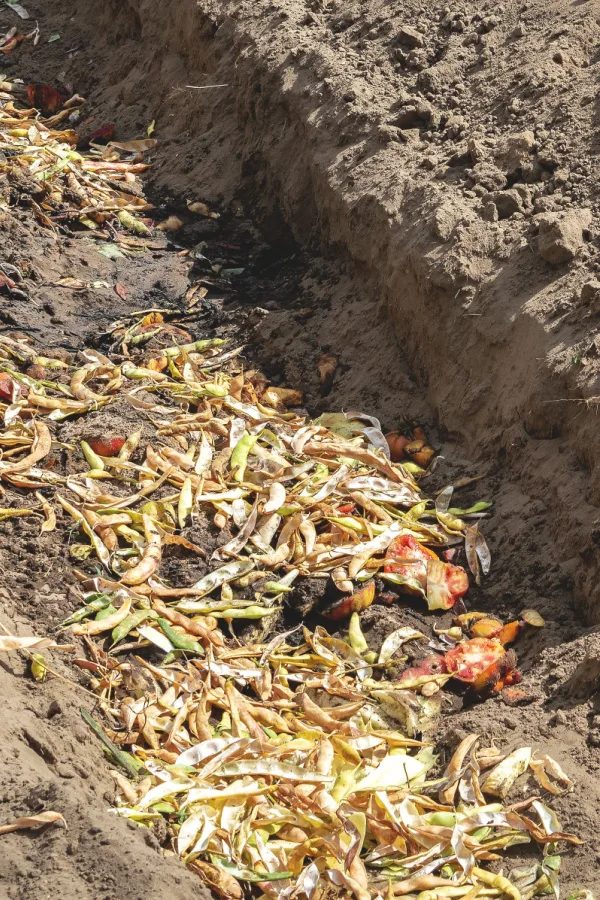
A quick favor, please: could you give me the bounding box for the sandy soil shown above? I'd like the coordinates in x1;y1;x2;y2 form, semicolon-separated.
1;0;600;897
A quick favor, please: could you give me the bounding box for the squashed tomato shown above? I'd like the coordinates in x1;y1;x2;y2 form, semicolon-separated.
426;559;469;611
444;637;506;683
384;534;438;594
384;535;469;610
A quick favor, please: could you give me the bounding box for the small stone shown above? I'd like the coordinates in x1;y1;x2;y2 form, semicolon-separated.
537;209;592;264
495;130;535;174
467;136;485;164
470;161;507;191
398;128;421;144
378;124;399;143
553;50;564;64
533;196;558;213
397;24;424;48
392;99;434;129
538;148;561;168
481;14;500;31
432;202;462;241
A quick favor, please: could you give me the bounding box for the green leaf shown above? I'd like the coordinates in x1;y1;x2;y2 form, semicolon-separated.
96;242;126;260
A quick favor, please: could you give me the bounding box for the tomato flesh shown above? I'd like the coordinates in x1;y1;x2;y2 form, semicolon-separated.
384;534;438;594
426;559;469;611
444;638;506;683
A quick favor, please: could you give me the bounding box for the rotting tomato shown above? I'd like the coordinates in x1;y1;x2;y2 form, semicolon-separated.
385;431;409;462
323;581;375;620
426;559;469;611
384;535;469;610
396;654;448;687
27;83;68;116
384;534;438;593
444;637;506;683
0;374;21;402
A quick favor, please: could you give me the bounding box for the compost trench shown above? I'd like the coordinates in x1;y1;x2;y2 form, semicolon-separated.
1;0;600;897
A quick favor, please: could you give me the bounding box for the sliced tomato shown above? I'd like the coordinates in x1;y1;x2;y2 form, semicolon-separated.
384;534;438;595
445;638;506;683
426;558;469;611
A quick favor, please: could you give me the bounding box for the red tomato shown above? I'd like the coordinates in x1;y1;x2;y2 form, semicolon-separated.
444;638;506;683
86;436;126;457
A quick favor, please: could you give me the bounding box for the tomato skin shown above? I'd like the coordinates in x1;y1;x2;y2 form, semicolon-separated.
86;436;126;457
323;581;376;621
0;374;20;402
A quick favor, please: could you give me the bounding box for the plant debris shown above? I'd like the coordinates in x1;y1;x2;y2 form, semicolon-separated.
0;82;153;237
0;318;580;896
0;810;66;834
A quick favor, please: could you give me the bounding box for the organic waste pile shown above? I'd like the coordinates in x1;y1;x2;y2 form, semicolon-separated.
0;80;584;900
0;317;582;900
0;77;153;247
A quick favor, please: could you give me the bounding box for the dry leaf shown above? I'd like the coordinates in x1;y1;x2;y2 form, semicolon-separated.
0;811;66;834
